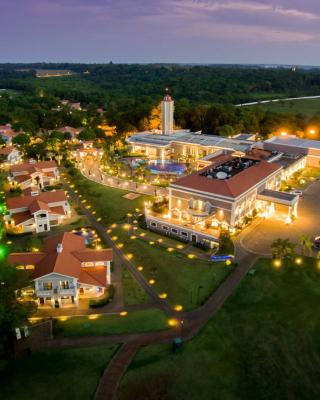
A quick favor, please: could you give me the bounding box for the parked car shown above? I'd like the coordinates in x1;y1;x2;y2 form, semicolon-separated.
291;190;303;197
314;236;320;249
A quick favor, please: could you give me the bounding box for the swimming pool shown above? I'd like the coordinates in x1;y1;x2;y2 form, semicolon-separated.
148;160;187;175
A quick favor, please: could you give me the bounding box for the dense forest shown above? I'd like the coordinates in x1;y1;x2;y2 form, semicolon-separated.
1;63;320;137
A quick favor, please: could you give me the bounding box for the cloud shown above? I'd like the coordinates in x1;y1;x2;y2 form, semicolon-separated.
172;1;320;21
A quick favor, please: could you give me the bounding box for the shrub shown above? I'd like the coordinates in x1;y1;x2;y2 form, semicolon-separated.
89;285;114;308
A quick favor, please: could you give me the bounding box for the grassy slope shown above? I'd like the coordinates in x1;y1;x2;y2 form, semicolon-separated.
119;258;320;400
122;266;148;305
246;98;320;116
68;171;150;225
54;309;168;337
2;345;119;400
69;171;231;311
112;225;231;311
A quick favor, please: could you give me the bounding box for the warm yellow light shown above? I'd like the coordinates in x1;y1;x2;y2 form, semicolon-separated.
167;247;174;252
273;259;282;268
32;247;39;252
117;243;124;248
59;316;69;322
188;254;196;259
158;238;163;243
295;257;303;265
174;304;183;312
120;311;128;317
111;223;117;228
149;241;155;245
149;279;155;285
168;318;178;327
112;236;118;241
225;259;232;266
309;129;316;135
123;224;131;230
137;266;143;271
130;235;137;240
140;233;146;237
126;253;133;260
159;292;167;299
107;229;112;233
176;244;184;249
88;314;100;320
280;131;288;136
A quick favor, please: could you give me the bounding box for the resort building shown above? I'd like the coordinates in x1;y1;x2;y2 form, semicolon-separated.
58;126;82;140
9;160;59;191
5;190;71;234
146;152;300;246
264;135;320;168
0;146;22;165
8;232;113;308
0;124;19;143
73;141;103;161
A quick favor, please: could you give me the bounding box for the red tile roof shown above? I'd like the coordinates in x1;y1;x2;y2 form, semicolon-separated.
10;160;57;173
0;146;16;155
11;211;34;225
7;190;66;210
172;159;282;198
8;232;113;285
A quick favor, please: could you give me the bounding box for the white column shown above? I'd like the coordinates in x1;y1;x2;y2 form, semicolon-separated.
106;262;111;284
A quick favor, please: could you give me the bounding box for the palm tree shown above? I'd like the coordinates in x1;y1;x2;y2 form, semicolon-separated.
271;238;296;260
299;235;313;257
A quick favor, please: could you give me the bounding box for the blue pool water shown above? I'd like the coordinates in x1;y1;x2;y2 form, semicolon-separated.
148;160;187;175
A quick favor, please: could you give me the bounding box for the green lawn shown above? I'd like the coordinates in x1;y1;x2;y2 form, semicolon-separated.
122;266;148;305
66;169;151;225
119;257;320;400
246;97;320;116
54;308;168;337
2;345;119;400
112;225;231;311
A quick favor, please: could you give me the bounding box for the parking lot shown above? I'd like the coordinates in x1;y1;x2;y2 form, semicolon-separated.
238;179;320;256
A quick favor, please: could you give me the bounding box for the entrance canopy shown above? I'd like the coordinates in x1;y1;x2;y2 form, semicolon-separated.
257;189;299;207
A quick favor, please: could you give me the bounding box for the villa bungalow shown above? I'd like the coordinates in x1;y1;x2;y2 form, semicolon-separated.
9;160;59;190
0;146;22;165
8;232;113;307
5;190;71;233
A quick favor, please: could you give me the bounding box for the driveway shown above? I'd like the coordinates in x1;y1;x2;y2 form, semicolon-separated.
238;180;320;256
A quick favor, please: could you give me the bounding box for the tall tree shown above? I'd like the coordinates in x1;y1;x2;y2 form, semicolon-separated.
0;263;36;358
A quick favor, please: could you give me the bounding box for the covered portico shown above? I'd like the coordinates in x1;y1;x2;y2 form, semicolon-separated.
257;189;299;223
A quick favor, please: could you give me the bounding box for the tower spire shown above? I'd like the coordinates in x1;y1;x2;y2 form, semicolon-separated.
161;88;174;135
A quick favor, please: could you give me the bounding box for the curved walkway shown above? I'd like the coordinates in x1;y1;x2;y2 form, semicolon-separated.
63;177;174;317
54;172;259;399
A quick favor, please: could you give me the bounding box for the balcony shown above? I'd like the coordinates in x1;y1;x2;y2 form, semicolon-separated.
37;289;52;297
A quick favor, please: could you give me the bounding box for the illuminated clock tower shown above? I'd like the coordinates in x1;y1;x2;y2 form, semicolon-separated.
161;88;174;135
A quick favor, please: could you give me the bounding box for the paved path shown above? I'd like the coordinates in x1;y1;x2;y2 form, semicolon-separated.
63;177;174;318
236;94;320;107
95;343;140;400
43;171;258;400
79;160;168;197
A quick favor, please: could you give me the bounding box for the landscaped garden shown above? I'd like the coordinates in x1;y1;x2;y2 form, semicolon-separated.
111;224;231;311
66;170;231;311
54;308;168;337
118;257;320;400
1;345;119;400
64;168;151;225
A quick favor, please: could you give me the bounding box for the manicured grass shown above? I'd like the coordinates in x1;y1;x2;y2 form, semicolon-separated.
66;170;151;224
119;257;320;400
112;225;231;311
2;345;119;400
246;97;320;116
54;308;168;337
122;266;148;306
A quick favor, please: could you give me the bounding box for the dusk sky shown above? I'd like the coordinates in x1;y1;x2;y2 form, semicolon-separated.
2;0;320;65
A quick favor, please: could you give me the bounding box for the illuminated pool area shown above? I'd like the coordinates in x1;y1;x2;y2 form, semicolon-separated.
148;160;187;175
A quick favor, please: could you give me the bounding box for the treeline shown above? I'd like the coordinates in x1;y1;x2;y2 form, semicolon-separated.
1;64;320;137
